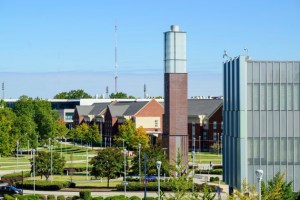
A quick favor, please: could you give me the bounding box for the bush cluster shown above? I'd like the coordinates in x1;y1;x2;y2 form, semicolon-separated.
116;182;172;191
209;176;220;182
16;180;73;191
195;169;222;175
1;171;31;185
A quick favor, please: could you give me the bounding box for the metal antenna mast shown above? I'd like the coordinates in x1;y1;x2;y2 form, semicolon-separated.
2;82;4;100
114;21;118;93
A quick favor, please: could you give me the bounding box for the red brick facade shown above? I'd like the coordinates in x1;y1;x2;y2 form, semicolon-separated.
134;99;164;132
163;73;188;165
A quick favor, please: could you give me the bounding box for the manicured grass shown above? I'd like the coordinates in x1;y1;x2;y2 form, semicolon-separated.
0;142;98;172
75;180;121;188
188;152;222;164
25;175;121;188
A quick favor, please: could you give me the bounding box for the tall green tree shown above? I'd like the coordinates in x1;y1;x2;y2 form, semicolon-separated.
0;108;16;156
56;119;69;139
262;172;298;200
88;123;101;148
74;123;89;146
90;147;123;187
109;92;135;99
114;119;136;149
34;151;65;180
33;99;59;145
130;145;170;176
131;126;149;150
13;95;35;117
54;89;92;99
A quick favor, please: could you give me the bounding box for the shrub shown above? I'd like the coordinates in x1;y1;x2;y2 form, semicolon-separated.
92;197;104;200
37;194;47;200
1;171;31;185
80;190;92;200
209;176;220;182
210;169;222;175
12;194;39;200
4;194;16;200
195;169;222;175
142;197;157;200
47;195;56;200
126;177;139;182
116;182;172;191
57;195;66;200
66;197;73;200
129;196;141;200
16;180;72;191
104;195;128;200
69;182;76;188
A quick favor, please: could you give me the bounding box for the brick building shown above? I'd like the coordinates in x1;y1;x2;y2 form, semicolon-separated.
188;99;223;152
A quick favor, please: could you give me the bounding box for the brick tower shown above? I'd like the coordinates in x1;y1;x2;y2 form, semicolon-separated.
162;25;188;167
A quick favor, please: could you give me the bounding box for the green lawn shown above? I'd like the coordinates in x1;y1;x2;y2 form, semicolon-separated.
0;142;96;172
188;152;222;164
25;174;122;188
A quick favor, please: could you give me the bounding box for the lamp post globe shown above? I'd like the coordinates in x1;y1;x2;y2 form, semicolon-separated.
256;169;263;200
156;161;162;200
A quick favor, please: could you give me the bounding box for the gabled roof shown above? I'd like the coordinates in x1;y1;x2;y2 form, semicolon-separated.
107;101;149;117
108;104;130;117
76;102;111;116
89;103;111;115
123;101;148;116
188;99;222;116
76;105;94;116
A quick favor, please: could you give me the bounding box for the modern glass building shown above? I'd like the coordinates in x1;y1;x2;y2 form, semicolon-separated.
223;55;300;192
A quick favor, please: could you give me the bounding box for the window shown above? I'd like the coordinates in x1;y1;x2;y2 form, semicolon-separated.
65;112;73;120
154;120;158;127
203;132;208;140
213;132;217;141
213;121;217;129
203;121;207;129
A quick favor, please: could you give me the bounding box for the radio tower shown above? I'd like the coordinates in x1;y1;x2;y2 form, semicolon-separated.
114;22;118;93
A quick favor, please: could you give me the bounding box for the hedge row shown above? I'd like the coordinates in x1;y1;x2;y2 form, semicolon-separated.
116;181;222;193
16;180;74;191
195;169;222;175
1;171;31;185
4;193;158;200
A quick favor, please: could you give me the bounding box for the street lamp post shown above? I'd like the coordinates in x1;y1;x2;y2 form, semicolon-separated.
138;143;141;182
199;136;201;153
122;139;125;149
60;140;62;158
193;137;195;152
33;149;36;195
104;137;106;148
192;151;195;193
27;140;29;156
156;161;162;200
218;133;220;157
123;149;128;197
86;147;88;180
48;138;51;151
50;145;53;183
16;141;19;171
221;135;223;166
256;169;263;200
109;137;111;147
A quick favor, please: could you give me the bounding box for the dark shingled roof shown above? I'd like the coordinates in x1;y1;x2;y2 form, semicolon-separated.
108;104;130;117
188;99;223;116
123;101;148;116
89;103;111;115
76;105;94;116
108;101;149;116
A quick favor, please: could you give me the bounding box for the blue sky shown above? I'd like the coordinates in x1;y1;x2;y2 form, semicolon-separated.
0;0;300;98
